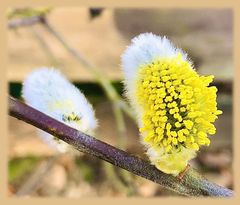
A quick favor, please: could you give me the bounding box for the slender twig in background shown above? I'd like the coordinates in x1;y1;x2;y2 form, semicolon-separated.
8;16;43;29
30;26;62;67
102;162;135;195
16;155;59;196
9;96;233;197
7;7;52;20
112;103;128;149
40;17;135;118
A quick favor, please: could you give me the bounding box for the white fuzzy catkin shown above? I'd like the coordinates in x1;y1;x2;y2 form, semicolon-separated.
22;67;97;153
121;33;188;113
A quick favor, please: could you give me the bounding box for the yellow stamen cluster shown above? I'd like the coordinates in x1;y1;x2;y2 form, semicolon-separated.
62;112;81;122
137;54;222;154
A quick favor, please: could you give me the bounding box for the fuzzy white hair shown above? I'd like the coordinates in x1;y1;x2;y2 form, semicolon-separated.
121;33;187;84
121;32;189;125
22;67;97;153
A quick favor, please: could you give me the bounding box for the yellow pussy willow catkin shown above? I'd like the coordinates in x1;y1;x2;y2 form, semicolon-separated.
136;54;222;175
121;33;222;176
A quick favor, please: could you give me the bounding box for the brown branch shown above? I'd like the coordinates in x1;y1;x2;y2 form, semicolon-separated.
8;96;233;197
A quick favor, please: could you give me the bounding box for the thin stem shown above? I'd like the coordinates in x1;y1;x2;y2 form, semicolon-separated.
8;96;233;197
8;16;43;29
103;162;130;193
8;16;125;103
40;17;135;119
118;99;136;121
16;155;59;196
112;103;136;194
30;26;62;67
112;103;127;150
